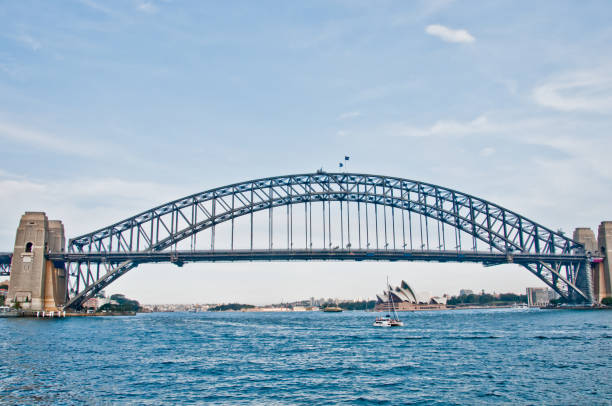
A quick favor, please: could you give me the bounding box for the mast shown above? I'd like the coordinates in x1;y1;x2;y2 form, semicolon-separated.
387;277;400;321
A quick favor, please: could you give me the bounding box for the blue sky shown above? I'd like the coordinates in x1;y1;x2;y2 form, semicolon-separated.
1;1;611;303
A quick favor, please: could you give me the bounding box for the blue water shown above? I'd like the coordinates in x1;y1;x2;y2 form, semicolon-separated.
1;309;611;405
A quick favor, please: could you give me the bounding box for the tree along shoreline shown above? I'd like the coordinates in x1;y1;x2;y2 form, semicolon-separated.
447;293;527;306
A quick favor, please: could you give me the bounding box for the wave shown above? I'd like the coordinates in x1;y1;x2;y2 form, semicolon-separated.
533;335;582;340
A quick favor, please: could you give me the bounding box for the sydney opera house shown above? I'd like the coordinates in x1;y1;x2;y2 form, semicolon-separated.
375;280;447;311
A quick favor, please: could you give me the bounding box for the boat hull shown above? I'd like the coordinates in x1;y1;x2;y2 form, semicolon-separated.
373;317;403;327
0;311;21;318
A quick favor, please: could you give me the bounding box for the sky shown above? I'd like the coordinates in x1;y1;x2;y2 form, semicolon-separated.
1;0;611;304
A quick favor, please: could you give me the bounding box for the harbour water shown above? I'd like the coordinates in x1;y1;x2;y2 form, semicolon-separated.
1;308;611;405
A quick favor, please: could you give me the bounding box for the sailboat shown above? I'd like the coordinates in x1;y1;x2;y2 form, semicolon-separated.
372;278;403;327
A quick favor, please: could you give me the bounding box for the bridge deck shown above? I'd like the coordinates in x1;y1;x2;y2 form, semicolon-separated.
47;249;587;266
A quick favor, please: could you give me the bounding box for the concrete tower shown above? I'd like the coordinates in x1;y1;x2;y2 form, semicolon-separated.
7;212;67;311
574;223;612;303
597;222;612;301
45;220;67;310
573;227;600;302
573;228;598;253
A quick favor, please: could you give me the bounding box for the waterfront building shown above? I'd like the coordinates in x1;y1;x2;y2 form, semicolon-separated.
526;287;550;307
375;281;446;311
82;296;111;311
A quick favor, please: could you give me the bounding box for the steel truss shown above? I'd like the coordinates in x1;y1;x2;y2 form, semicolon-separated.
62;173;592;309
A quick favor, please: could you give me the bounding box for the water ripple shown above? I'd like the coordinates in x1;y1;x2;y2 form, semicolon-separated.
1;309;611;404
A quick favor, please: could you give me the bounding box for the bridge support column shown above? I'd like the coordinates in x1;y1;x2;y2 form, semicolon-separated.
597;222;612;302
573;259;594;305
7;212;67;311
572;228;596;304
573;224;612;303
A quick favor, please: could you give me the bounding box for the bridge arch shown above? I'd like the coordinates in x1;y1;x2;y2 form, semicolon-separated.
64;173;592;309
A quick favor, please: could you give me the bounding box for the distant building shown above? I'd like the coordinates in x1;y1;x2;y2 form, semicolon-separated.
82;296;111;310
526;287;550;307
459;289;474;296
82;298;97;310
375;280;446;311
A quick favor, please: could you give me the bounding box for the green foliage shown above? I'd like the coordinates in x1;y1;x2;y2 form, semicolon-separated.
98;294;141;312
333;300;377;311
601;297;612;306
12;301;21;310
208;303;255;311
447;293;527;305
549;297;567;305
0;296;5;306
498;293;523;302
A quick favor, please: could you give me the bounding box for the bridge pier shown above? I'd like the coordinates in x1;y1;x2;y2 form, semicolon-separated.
573;259;594;304
598;222;612;301
6;212;67;311
574;223;612;303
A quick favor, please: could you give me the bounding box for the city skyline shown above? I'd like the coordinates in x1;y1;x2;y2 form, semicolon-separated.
1;1;611;303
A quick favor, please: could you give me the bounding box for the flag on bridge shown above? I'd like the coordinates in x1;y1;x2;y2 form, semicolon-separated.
345;156;350;161
339;162;344;168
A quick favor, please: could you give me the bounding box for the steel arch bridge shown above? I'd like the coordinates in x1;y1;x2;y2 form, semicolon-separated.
4;172;594;309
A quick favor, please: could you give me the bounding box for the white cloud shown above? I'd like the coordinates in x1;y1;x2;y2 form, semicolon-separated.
425;24;475;43
337;111;361;120
0;174;188;246
77;0;114;15
391;0;455;26
137;1;158;13
387;115;490;137
0;55;21;78
0;121;108;157
533;70;612;113
375;111;612;189
351;81;416;102
14;34;41;51
479;147;495;157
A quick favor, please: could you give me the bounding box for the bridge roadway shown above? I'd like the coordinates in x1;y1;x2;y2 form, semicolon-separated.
45;249;587;267
0;249;591;271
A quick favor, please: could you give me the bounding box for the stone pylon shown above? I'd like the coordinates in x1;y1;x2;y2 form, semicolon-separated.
7;212;67;311
597;222;612;301
573;223;612;303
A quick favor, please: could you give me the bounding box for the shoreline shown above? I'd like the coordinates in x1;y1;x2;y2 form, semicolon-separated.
1;310;137;318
